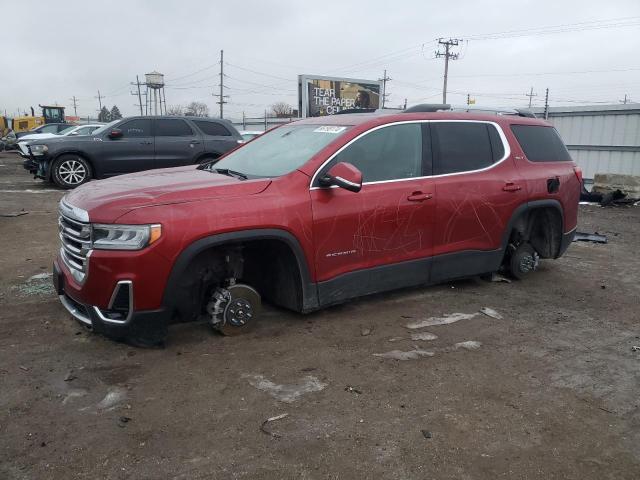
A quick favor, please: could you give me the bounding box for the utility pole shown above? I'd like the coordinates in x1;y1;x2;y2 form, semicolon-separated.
543;88;550;120
403;98;407;109
620;94;630;104
70;96;78;117
525;87;537;108
435;38;462;104
467;93;470;105
95;90;104;112
216;49;228;118
378;69;391;108
131;76;144;115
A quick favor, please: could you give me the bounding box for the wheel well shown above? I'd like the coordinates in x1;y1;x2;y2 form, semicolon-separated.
507;207;563;259
50;152;94;180
171;239;303;323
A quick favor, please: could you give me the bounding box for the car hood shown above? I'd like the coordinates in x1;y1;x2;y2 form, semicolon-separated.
64;166;272;223
19;133;59;142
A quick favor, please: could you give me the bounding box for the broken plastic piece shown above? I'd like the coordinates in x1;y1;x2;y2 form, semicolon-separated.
260;413;289;438
573;232;607;244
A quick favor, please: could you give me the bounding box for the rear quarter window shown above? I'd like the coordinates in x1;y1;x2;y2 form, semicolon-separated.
511;125;572;162
194;121;233;137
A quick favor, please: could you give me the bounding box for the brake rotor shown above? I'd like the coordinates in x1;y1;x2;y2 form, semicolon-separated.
214;284;261;336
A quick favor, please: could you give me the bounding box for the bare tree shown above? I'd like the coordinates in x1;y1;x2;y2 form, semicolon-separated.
184;101;209;117
166;104;184;116
271;102;293;118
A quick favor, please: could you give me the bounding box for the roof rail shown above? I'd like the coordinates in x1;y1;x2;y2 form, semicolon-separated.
403;104;451;113
403;104;538;118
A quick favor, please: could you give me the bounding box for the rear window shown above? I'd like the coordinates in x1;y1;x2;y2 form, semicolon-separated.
511;125;572;162
155;119;193;136
194;121;232;136
432;122;502;175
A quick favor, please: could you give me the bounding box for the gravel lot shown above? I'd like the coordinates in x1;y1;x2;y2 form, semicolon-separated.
1;151;639;479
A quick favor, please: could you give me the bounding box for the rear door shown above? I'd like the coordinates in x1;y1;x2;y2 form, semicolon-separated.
100;118;154;175
192;120;239;158
153;118;203;167
430;121;525;280
311;122;436;298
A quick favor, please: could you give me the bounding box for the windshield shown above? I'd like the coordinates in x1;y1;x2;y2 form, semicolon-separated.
91;120;119;136
211;124;349;177
58;126;77;135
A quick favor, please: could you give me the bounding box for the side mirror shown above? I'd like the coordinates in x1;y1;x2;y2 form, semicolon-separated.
108;129;123;139
319;162;362;193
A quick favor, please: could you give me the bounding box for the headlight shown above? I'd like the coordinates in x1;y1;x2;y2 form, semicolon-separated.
30;144;48;155
92;224;162;250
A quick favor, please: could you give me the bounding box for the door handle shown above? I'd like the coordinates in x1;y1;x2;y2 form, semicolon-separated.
407;191;433;202
502;182;522;192
140;141;153;145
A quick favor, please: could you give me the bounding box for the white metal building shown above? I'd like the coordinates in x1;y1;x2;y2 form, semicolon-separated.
532;104;640;180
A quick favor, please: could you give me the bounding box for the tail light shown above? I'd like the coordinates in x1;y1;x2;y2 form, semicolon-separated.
573;165;583;184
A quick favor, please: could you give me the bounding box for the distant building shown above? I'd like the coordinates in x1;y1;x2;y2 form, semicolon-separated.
532;104;640;180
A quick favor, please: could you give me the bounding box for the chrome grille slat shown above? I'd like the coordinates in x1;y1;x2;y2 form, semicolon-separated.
58;211;91;279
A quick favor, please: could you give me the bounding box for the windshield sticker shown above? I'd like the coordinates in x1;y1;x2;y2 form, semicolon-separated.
313;126;346;134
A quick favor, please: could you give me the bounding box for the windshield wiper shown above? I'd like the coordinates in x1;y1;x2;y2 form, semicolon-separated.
214;168;248;180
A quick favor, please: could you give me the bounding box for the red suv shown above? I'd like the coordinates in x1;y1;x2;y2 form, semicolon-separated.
54;109;581;345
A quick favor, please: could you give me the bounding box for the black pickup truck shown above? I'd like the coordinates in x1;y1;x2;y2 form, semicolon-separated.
23;116;244;188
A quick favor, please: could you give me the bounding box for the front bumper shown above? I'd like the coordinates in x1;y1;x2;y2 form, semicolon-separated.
54;259;170;345
22;155;48;179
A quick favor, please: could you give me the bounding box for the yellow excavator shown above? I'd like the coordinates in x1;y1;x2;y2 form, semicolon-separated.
11;105;67;134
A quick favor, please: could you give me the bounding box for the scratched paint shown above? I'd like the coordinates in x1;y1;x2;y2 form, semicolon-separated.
243;374;327;403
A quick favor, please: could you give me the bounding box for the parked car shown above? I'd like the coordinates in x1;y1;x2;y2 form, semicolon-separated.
15;123;71;139
23;116;243;188
239;130;263;142
53;108;580;345
17;124;104;156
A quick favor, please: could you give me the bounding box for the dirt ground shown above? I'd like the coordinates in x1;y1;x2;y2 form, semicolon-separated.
0;150;639;480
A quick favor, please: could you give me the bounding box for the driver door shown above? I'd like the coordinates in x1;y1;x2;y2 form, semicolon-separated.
101;118;155;176
310;122;436;303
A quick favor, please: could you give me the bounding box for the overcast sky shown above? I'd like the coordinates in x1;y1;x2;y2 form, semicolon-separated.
3;0;640;119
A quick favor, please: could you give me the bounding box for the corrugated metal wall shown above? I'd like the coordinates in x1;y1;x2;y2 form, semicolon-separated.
533;105;640;179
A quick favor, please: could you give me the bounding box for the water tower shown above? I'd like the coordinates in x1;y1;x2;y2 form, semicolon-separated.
145;71;166;115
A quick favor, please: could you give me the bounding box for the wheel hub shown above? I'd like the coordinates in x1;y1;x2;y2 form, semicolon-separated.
206;283;261;335
58;159;86;185
519;251;539;273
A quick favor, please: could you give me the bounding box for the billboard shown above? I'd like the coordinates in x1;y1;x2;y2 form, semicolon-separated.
298;74;382;118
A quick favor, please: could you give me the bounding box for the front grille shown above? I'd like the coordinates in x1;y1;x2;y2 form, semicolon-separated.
58;213;91;279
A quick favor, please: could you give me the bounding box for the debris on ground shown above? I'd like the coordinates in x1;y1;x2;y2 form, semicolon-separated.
28;272;52;281
0;211;28;217
631;346;640;352
406;312;478;329
421;429;433;439
97;387;128;410
454;341;482;350
243;374;327;403
361;327;372;336
573;232;608;244
62;389;89;405
260;413;289;438
345;385;363;394
64;370;77;382
487;273;511;283
373;349;435;360
410;332;438;341
479;307;503;320
118;416;132;428
19;365;29;372
388;337;405;342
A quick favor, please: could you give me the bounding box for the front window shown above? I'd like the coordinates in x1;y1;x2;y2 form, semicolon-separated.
92;120;119;136
210;124;350;177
